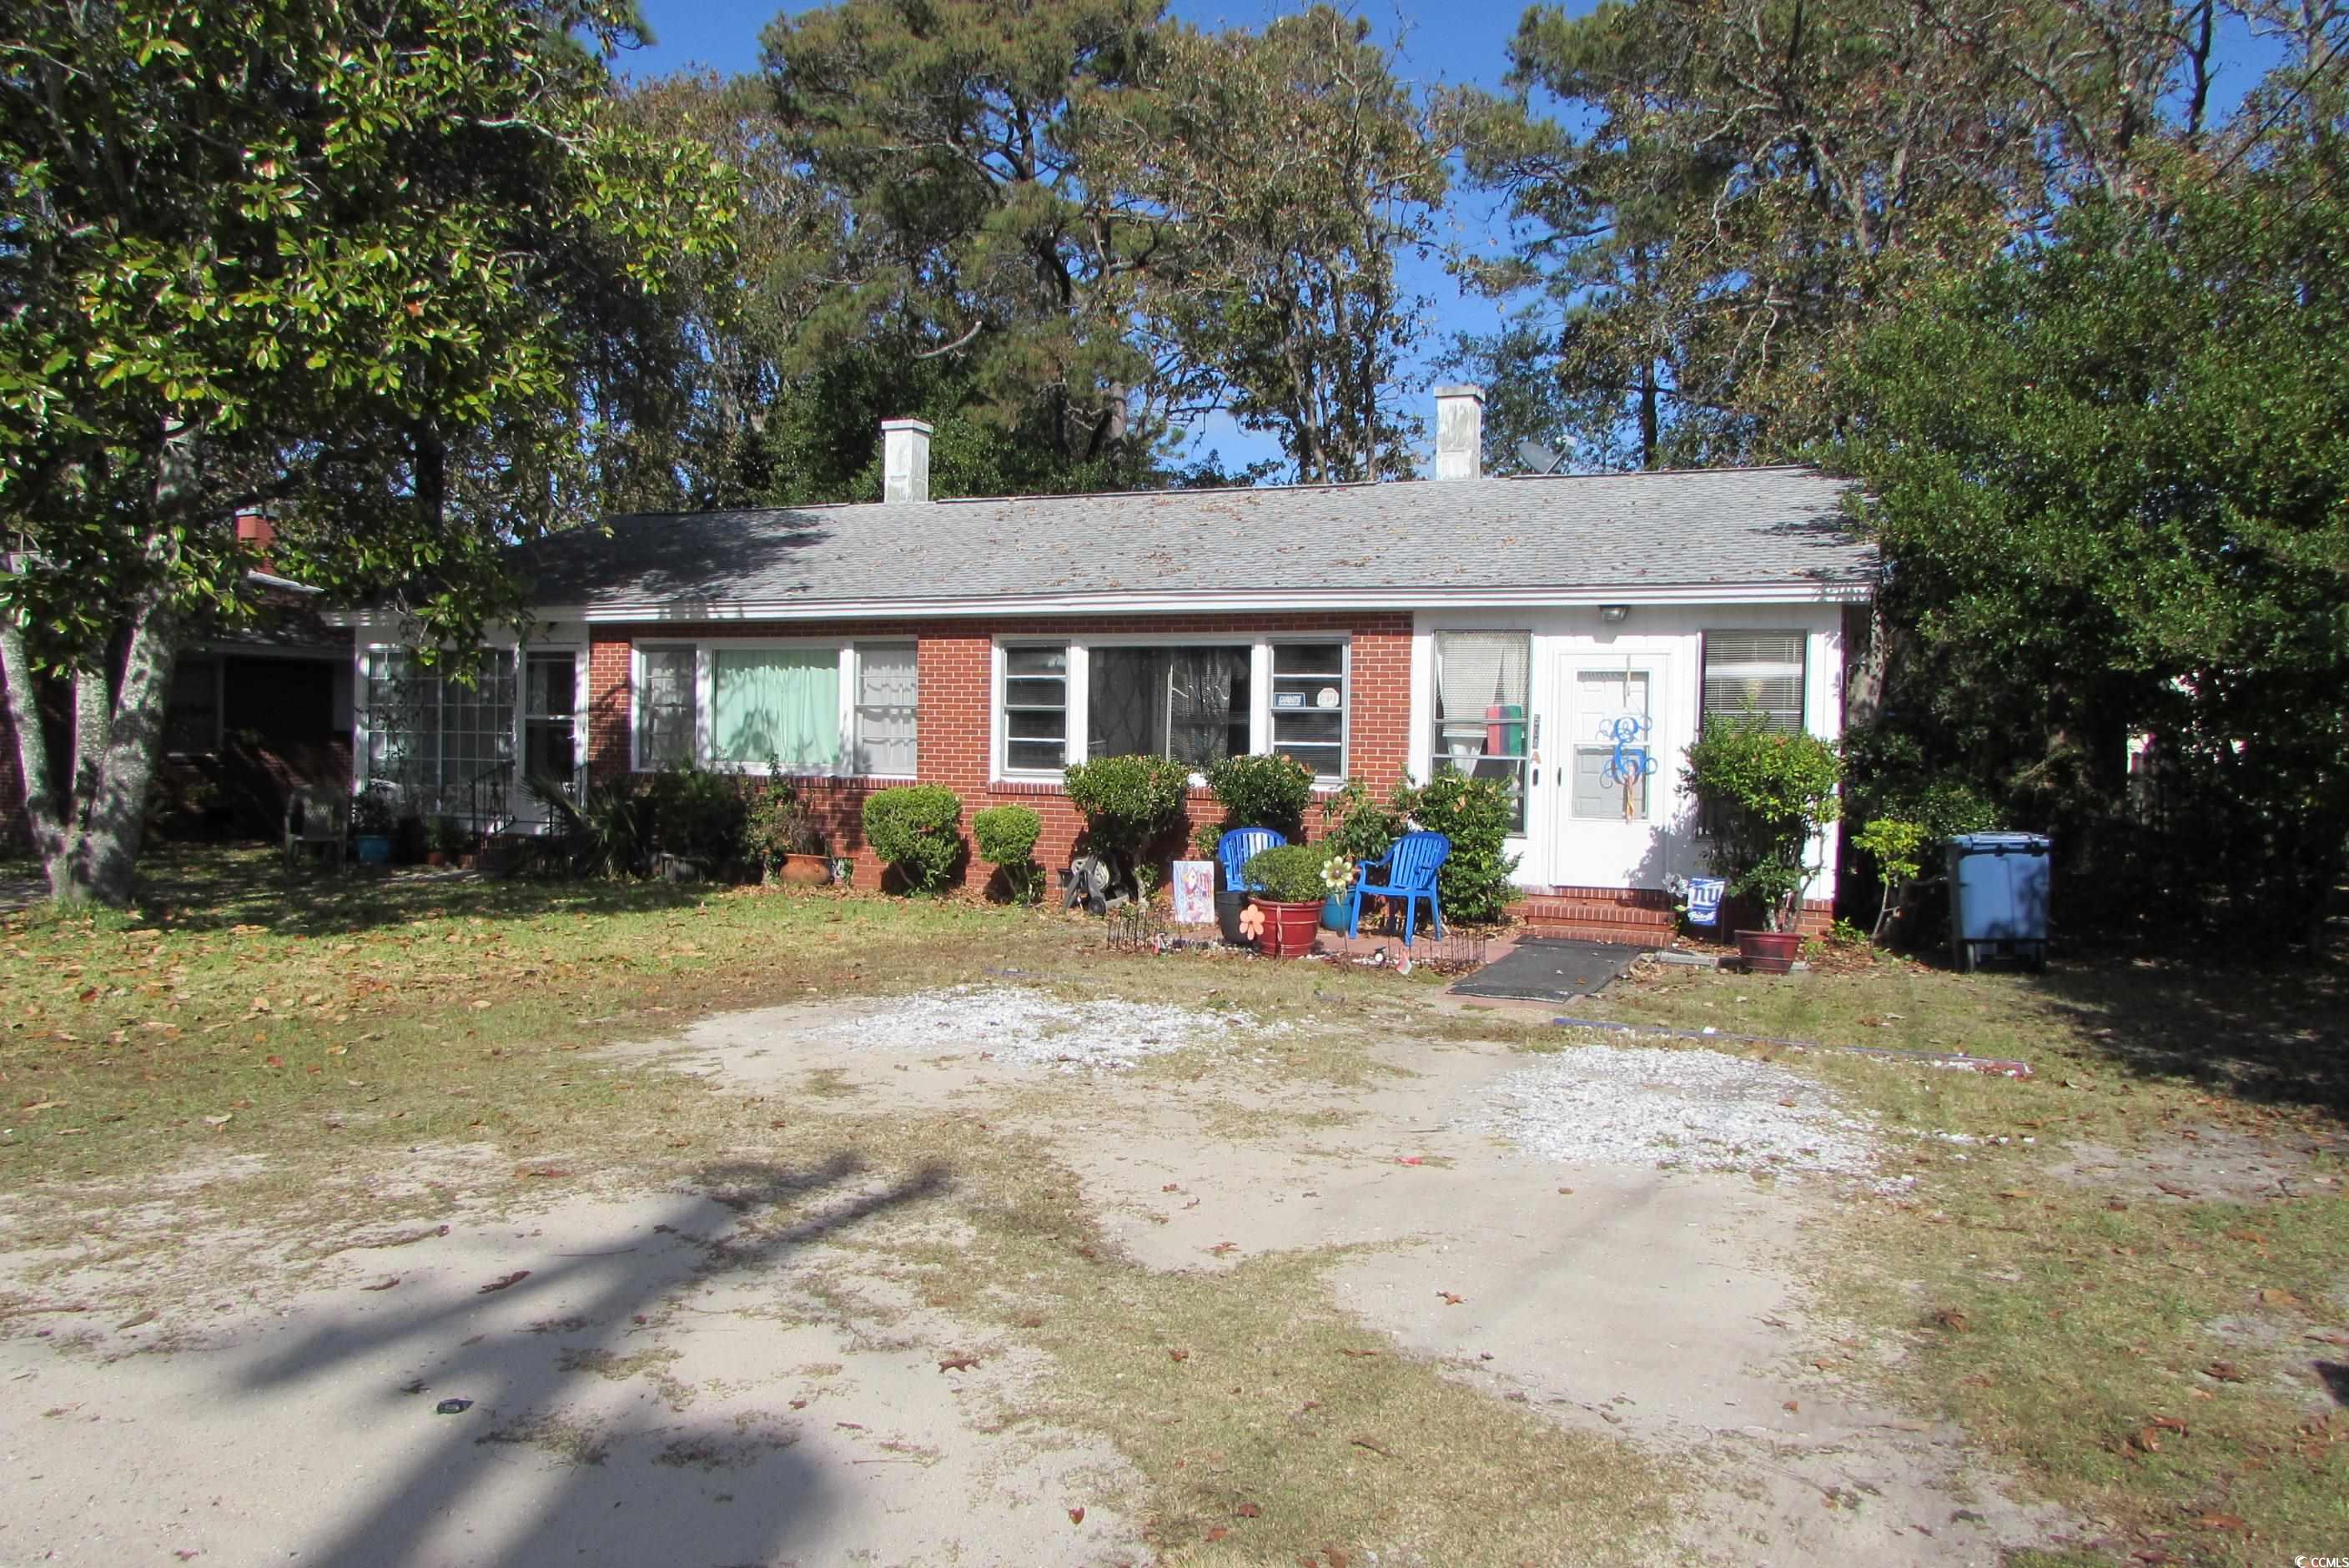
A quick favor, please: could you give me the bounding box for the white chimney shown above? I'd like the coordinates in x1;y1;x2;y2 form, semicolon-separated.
881;417;933;503
1432;385;1484;480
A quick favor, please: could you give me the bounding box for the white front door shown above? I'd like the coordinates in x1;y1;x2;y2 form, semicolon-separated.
1547;654;1672;888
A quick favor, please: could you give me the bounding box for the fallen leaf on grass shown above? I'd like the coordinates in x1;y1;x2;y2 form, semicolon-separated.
2258;1287;2302;1307
2202;1359;2246;1382
1783;1400;1800;1413
476;1271;530;1294
114;1309;155;1331
360;1277;400;1292
2154;1181;2195;1199
1437;1292;1464;1305
1931;1309;1971;1333
1206;1526;1230;1542
1067;1506;1084;1526
1235;1502;1262;1518
1338;1348;1381;1359
1166;1349;1190;1362
1208;1242;1238;1256
2194;1514;2246;1531
1349;1435;1394;1457
1161;1183;1181;1193
938;1354;979;1373
2147;1415;2189;1434
202;1113;232;1128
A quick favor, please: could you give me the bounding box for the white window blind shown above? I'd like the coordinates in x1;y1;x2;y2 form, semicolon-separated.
854;642;918;776
1003;646;1069;772
636;646;697;769
1702;631;1806;733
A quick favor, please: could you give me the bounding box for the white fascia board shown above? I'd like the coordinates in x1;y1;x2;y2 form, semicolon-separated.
490;581;1869;626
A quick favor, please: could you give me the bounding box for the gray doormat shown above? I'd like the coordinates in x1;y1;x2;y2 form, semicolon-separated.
1448;937;1650;1002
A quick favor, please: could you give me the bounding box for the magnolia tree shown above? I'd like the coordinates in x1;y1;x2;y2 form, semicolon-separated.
0;0;732;904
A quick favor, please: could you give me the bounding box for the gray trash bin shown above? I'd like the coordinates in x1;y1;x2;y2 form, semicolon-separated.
1946;832;2051;973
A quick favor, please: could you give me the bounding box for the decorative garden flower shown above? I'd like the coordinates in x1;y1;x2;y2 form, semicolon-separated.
1320;855;1356;895
1236;902;1267;939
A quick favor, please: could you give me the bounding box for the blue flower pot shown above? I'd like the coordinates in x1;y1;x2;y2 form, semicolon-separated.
1320;893;1351;932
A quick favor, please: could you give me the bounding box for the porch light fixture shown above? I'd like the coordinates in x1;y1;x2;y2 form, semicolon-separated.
1599;605;1630;624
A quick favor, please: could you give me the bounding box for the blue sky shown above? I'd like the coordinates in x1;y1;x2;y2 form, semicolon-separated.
615;1;2286;476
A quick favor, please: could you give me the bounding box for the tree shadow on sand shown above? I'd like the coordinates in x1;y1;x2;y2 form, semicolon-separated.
235;1154;950;1567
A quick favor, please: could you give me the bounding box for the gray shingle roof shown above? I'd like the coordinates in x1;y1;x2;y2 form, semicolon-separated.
516;466;1872;611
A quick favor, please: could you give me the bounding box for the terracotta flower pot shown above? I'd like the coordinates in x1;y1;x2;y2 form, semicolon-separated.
774;852;832;887
1254;899;1324;958
1734;929;1801;974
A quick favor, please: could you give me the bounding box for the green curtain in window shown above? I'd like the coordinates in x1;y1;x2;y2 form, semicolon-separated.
712;650;838;767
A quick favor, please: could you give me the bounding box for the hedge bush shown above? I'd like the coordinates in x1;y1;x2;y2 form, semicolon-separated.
1204;753;1314;842
1242;842;1330;904
1393;771;1521;924
1064;754;1190;882
863;784;965;893
1682;716;1843;932
972;804;1044;904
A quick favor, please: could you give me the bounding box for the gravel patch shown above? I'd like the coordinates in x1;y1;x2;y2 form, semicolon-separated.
1476;1045;1888;1184
830;985;1289;1073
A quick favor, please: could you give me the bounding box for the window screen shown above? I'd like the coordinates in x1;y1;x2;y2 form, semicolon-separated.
853;643;918;775
1433;631;1531;833
1088;646;1250;768
1270;641;1346;778
1702;631;1806;733
636;646;697;769
1003;646;1069;772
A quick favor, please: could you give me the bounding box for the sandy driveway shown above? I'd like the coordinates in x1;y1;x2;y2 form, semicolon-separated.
0;987;2070;1566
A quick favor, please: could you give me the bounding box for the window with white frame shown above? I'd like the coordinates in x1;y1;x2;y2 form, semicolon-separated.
1431;631;1531;833
1002;646;1069;773
362;647;516;808
853;642;918;776
636;646;697;769
1701;631;1807;733
632;641;918;776
997;636;1351;780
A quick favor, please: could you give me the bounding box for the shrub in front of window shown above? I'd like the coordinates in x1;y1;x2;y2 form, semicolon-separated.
1241;843;1330;905
1681;714;1843;932
1064;754;1190;891
1391;771;1522;924
1316;777;1401;865
641;763;752;875
746;775;826;873
863;785;966;894
1204;753;1314;842
973;805;1044;905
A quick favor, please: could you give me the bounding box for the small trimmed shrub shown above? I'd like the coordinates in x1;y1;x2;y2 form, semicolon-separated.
1064;754;1190;890
641;763;752;871
1682;715;1843;932
1204;753;1314;842
1242;842;1329;904
973;804;1044;904
1391;771;1521;924
863;784;965;893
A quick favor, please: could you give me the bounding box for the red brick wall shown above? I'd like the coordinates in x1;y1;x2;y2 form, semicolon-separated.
585;612;1413;893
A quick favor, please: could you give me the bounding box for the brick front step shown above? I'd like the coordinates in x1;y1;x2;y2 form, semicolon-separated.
1517;922;1670;948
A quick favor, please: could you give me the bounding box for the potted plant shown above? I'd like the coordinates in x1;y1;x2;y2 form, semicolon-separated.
1316;780;1399;930
973;804;1044;904
748;777;831;886
425;814;470;867
350;786;398;866
1681;715;1843;973
1240;843;1331;957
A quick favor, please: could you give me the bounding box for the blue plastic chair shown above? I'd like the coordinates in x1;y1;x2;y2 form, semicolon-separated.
1215;827;1286;892
1346;831;1451;945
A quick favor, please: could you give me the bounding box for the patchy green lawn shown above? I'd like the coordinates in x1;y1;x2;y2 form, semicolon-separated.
1562;945;2349;1566
4;848;2344;1565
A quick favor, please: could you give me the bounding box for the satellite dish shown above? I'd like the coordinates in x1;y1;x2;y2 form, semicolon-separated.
1515;439;1563;475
